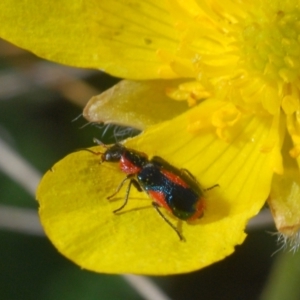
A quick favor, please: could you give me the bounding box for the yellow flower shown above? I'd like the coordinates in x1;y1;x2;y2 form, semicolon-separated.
1;0;300;274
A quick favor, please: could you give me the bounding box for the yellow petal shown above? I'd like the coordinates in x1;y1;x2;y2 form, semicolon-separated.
286;113;300;165
0;0;179;79
83;80;188;130
269;169;300;237
268;131;300;239
37;102;275;275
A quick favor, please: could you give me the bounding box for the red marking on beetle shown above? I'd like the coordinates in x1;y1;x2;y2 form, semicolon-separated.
161;169;189;188
148;191;172;213
120;156;142;174
187;198;206;221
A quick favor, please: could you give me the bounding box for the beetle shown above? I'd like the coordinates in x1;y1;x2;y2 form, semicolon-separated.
85;143;218;240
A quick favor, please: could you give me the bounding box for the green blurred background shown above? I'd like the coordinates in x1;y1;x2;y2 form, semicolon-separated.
0;38;299;300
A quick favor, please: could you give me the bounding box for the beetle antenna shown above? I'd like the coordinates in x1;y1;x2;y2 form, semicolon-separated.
93;137;113;149
76;148;103;156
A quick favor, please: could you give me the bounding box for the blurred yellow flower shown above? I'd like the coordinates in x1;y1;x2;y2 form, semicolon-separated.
2;0;300;274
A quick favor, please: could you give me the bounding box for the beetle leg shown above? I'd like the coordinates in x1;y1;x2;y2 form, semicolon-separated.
204;184;219;191
182;169;220;191
109;175;143;213
181;168;197;181
107;175;133;200
152;202;185;241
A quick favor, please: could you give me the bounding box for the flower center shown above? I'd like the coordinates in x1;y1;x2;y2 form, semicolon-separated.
240;8;300;84
167;1;300;116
